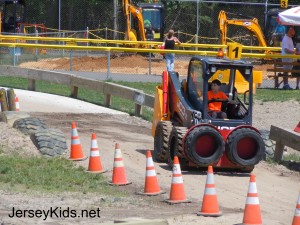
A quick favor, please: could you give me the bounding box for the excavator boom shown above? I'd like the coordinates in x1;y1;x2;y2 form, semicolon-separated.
218;10;268;47
122;0;146;41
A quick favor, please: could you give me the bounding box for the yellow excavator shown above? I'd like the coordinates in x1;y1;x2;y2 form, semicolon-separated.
218;10;268;48
122;0;164;42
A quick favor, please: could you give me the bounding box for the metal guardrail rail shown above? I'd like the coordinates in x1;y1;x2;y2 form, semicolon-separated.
0;66;155;117
0;39;299;60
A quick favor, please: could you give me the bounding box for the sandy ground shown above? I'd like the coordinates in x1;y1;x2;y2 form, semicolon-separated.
18;55;272;78
0;88;299;225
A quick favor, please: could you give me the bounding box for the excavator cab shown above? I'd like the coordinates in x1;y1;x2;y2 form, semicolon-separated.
0;0;25;33
138;3;164;41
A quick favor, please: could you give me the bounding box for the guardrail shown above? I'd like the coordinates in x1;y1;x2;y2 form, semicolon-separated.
269;125;300;162
1;40;300;60
0;66;155;116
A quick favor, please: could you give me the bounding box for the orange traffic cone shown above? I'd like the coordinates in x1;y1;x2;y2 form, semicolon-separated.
292;191;300;225
109;143;131;186
137;150;165;196
242;174;262;225
86;133;106;173
294;122;300;133
197;165;222;217
165;156;191;204
69;122;87;161
15;96;20;111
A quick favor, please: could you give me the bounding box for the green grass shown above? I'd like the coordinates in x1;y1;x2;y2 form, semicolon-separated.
111;81;159;96
0;155;122;194
283;153;300;162
255;89;300;102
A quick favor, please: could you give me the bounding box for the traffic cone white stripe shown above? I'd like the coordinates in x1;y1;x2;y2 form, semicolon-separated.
115;149;122;158
90;151;100;157
295;208;300;216
72;129;79;136
204;187;217;195
71;139;80;145
146;169;156;177
295;194;300;216
206;174;214;184
91;140;98;148
147;157;154;166
248;182;258;193
173;164;182;174
15;102;20;111
172;176;183;184
246;197;260;205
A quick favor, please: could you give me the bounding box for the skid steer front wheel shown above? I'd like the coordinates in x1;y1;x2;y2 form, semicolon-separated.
185;126;224;166
226;128;265;166
153;121;172;162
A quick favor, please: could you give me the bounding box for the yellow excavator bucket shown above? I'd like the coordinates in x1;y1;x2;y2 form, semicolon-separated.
209;69;263;94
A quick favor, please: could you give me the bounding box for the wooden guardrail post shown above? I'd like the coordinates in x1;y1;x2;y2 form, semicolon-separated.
105;94;111;107
70;86;78;98
269;125;300;162
28;78;36;91
133;91;145;117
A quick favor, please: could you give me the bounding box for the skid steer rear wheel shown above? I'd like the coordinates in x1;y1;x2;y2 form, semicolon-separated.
185;126;224;166
226;128;265;166
153;121;172;162
168;126;188;170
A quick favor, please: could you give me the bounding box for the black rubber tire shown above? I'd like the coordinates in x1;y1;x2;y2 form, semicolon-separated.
168;126;189;170
184;126;224;166
13;117;48;135
153;121;172;162
31;128;67;157
226;128;265;166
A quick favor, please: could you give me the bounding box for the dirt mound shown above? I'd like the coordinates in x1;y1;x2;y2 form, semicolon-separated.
19;54;189;75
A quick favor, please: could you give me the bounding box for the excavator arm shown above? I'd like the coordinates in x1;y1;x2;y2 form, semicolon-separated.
122;0;146;41
218;10;267;47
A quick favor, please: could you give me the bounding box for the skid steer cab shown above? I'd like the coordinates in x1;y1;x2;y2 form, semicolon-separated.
152;56;265;172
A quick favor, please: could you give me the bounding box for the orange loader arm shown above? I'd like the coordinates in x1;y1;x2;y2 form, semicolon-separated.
218;10;267;47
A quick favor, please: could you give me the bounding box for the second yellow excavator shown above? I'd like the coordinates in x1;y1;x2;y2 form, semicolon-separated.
218;10;268;48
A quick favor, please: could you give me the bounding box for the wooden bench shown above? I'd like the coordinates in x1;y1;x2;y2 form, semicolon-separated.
269;125;300;162
266;60;300;88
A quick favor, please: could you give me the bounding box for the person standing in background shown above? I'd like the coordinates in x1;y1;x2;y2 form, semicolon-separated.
164;29;181;72
293;43;300;90
281;27;295;90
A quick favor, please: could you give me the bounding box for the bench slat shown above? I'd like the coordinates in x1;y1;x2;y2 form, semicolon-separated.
267;68;300;73
265;61;300;66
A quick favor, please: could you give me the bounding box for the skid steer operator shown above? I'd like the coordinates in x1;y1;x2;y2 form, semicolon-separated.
208;79;236;119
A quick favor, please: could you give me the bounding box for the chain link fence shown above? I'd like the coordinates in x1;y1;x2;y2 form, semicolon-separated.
1;0;300;89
